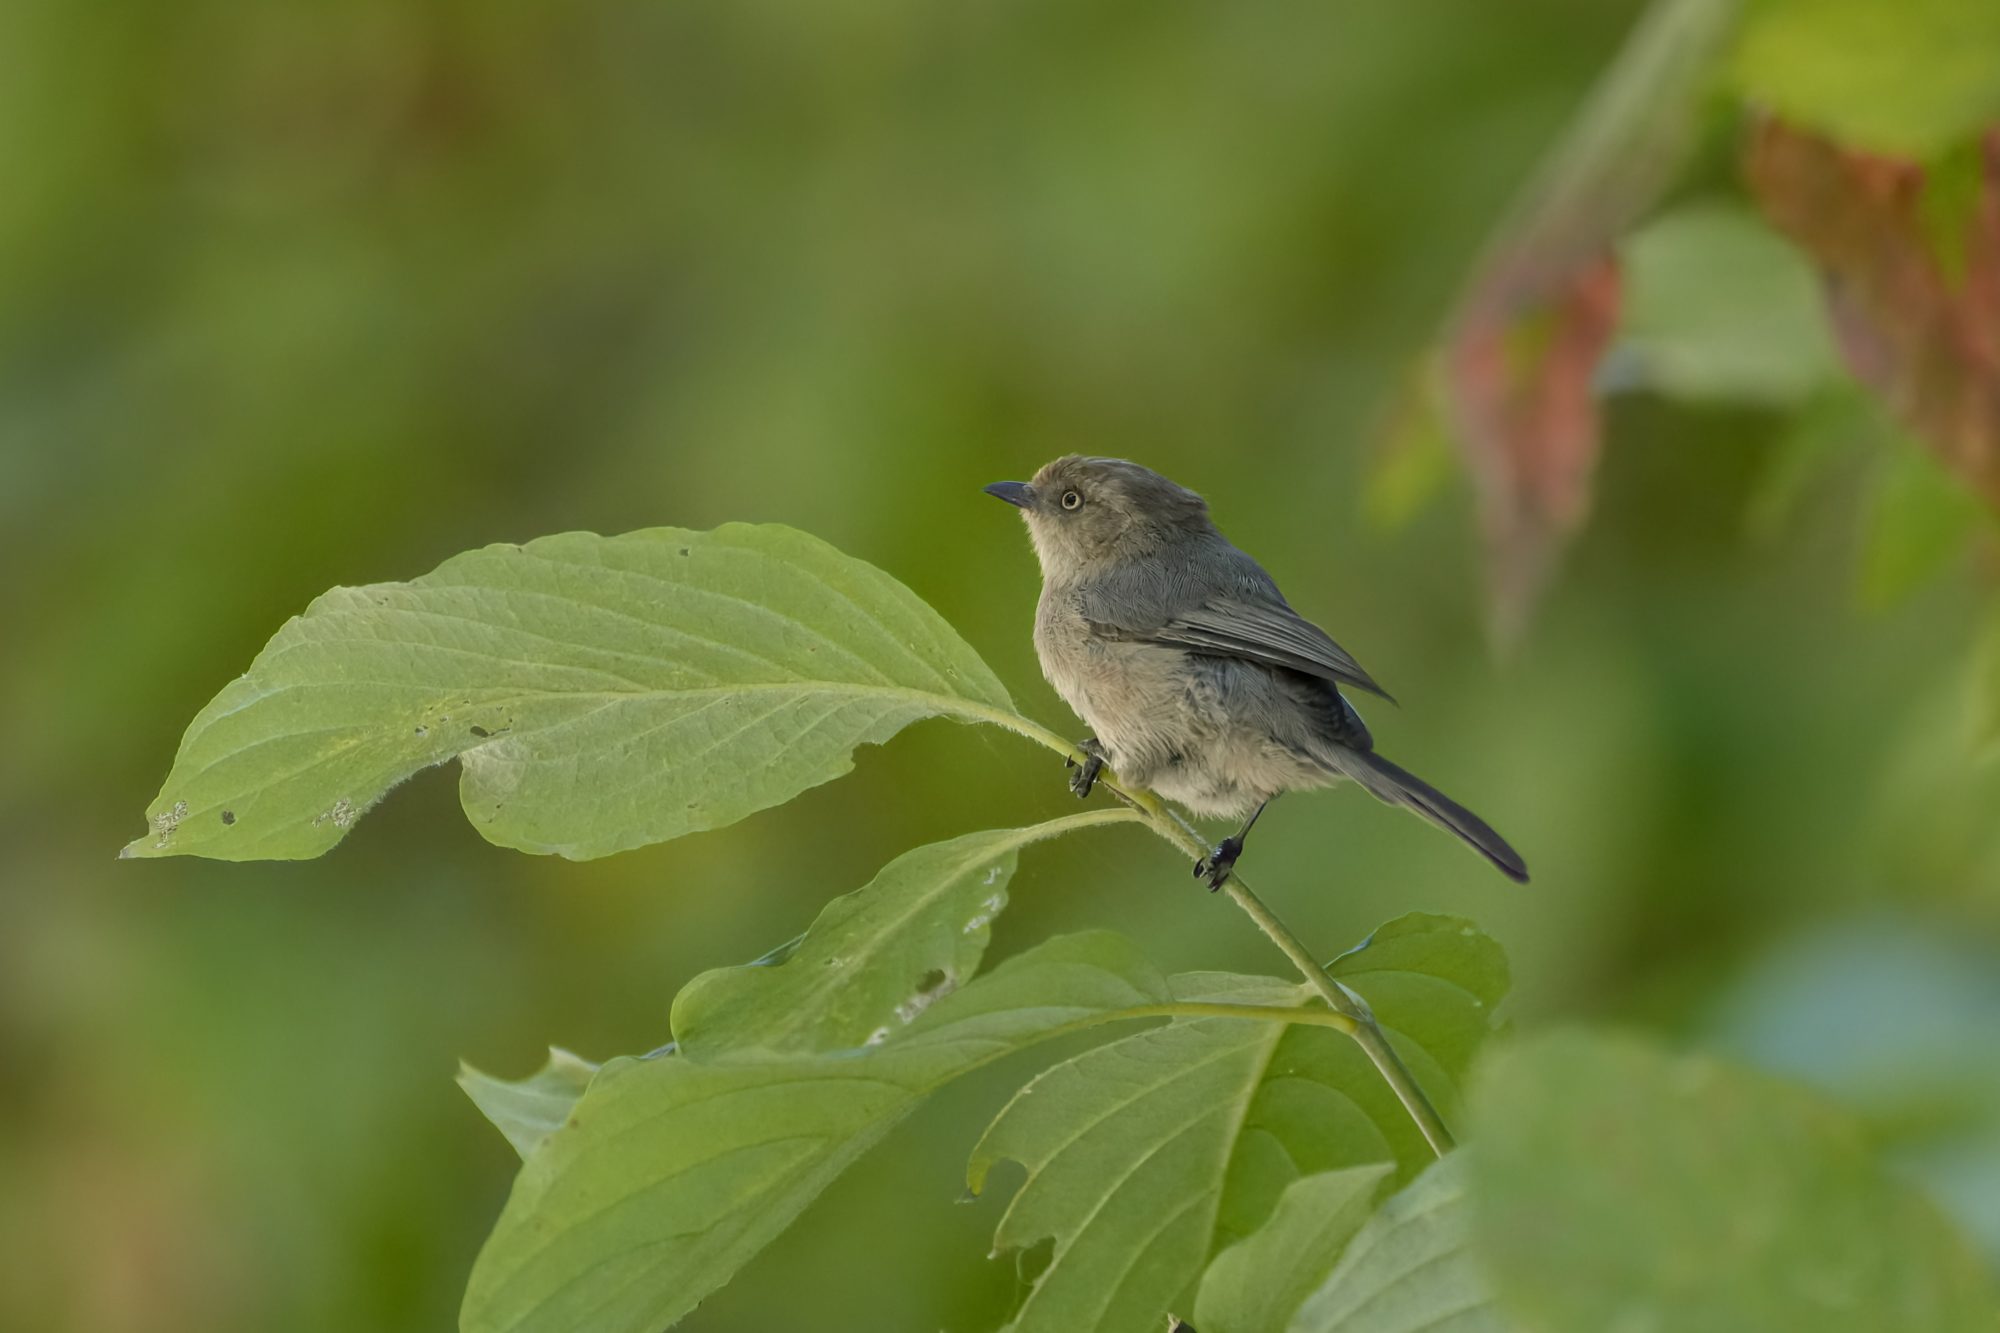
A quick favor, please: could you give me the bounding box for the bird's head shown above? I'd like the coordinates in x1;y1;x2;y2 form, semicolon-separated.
984;456;1213;581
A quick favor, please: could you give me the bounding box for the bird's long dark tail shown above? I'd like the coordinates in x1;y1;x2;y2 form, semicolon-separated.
1343;751;1529;883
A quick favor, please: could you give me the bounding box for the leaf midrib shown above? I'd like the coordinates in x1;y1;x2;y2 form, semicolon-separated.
164;679;1019;826
138;679;1031;862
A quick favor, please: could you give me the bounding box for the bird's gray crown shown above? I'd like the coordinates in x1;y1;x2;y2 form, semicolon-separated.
1001;456;1215;579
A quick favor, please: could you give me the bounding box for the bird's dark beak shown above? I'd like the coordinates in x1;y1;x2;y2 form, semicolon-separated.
983;480;1034;509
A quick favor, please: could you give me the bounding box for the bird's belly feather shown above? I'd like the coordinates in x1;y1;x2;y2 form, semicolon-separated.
1036;598;1334;818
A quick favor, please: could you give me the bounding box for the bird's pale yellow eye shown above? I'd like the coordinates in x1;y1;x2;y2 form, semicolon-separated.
1061;490;1083;511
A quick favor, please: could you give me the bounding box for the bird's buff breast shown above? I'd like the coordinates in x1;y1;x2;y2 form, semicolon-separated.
1033;590;1299;817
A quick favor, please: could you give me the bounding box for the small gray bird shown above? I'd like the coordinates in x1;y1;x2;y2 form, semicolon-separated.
985;456;1528;888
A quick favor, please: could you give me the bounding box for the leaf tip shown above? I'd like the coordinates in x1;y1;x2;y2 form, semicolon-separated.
123;798;194;859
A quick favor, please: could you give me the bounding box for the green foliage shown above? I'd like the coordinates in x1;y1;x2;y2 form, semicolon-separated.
1615;201;1841;405
1470;1030;2000;1332
461;931;1172;1333
123;520;1999;1333
462;808;1168;1332
457;1049;600;1162
121;524;1015;861
1191;1164;1392;1333
1708;919;2000;1262
964;914;1507;1333
1733;0;2000;158
36;0;2000;1323
1362;377;1457;534
1859;444;1991;609
458;924;1184;1328
1917;137;1992;281
672;812;1139;1057
1289;1155;1505;1333
456;818;1513;1333
1324;914;1511;1102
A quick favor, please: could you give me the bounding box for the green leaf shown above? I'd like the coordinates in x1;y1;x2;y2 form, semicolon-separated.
1192;1164;1393;1333
1470;1030;2000;1333
1733;0;2000;159
1325;914;1510;1094
122;523;1019;861
458;1048;600;1161
1362;372;1456;534
966;914;1507;1333
1917;137;1990;284
460;931;1170;1333
672;811;1138;1058
1858;443;1988;609
1614;201;1841;405
1289;1155;1508;1333
1708;918;2000;1261
1742;387;1873;541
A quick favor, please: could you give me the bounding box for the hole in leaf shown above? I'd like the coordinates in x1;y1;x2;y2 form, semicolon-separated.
1013;1236;1055;1286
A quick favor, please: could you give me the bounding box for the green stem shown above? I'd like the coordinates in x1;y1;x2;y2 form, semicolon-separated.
643;993;1348;1063
1218;877;1454;1156
976;996;1364;1057
1127;1000;1357;1035
998;718;1456;1158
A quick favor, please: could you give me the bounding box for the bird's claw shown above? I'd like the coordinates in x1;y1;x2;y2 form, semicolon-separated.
1067;739;1107;800
1193;836;1244;892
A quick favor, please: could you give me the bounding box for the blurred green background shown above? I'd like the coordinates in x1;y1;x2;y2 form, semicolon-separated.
4;1;1997;1329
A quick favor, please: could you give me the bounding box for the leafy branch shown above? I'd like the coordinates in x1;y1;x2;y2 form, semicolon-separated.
978;714;1456;1155
124;519;1993;1332
122;522;1458;1158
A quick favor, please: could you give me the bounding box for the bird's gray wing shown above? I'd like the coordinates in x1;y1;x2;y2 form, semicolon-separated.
1079;564;1393;701
1138;597;1394;701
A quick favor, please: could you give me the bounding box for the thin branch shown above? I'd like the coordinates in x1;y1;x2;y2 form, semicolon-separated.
1011;726;1457;1158
658;704;1456;1152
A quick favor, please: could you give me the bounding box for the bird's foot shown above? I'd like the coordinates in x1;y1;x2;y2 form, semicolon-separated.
1066;738;1108;799
1193;836;1244;892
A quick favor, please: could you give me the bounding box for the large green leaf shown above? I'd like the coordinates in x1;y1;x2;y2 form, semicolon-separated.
1733;0;2000;159
458;1049;600;1161
672;810;1140;1058
460;931;1171;1333
1192;1164;1393;1333
965;914;1507;1333
1288;1154;1507;1333
1613;201;1841;405
1708;918;2000;1261
122;523;1018;861
1470;1030;1999;1333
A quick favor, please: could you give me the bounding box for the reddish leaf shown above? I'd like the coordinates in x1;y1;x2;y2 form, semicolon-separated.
1745;118;2000;510
1447;256;1623;645
1439;0;1736;642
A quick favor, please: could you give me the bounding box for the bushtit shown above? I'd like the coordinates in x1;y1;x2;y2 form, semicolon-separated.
985;456;1528;888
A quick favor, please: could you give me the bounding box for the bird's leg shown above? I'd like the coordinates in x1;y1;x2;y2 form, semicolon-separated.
1065;738;1108;799
1194;798;1272;892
